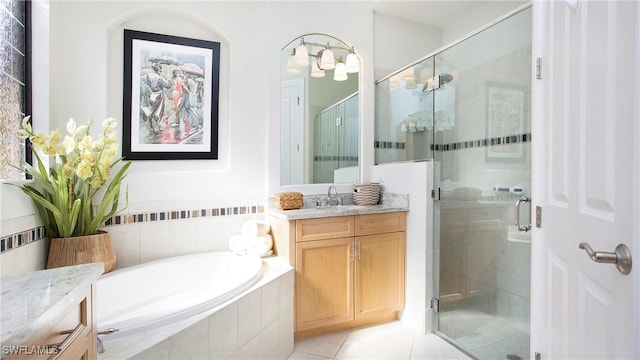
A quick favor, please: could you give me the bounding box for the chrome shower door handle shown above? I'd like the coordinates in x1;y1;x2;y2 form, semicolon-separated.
514;195;532;232
578;242;632;275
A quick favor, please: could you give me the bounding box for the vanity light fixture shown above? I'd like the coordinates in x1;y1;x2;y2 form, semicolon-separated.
345;49;359;73
294;41;310;66
286;38;359;81
311;61;325;78
333;58;348;81
318;45;336;70
287;49;301;74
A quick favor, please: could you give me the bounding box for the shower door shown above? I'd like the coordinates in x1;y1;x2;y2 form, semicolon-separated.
432;7;532;360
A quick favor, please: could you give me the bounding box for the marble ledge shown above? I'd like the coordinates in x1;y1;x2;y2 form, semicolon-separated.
1;262;104;349
269;192;409;221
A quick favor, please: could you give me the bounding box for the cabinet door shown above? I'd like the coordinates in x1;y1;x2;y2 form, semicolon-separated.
295;237;354;331
355;232;405;318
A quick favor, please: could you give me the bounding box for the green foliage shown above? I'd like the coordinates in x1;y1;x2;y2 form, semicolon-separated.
17;116;131;238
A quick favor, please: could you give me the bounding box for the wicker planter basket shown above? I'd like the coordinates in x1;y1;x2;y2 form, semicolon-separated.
353;183;381;205
46;230;115;273
274;191;304;210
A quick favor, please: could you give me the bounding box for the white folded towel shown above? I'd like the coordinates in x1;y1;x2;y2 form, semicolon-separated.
229;233;274;257
241;220;271;237
229;234;249;256
247;234;274;258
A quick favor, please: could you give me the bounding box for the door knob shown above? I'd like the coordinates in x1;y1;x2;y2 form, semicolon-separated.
578;242;632;275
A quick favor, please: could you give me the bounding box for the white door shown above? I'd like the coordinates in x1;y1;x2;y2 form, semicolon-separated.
281;79;305;185
532;1;639;359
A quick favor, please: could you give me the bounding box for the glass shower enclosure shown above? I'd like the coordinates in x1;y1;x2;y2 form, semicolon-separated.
375;7;532;360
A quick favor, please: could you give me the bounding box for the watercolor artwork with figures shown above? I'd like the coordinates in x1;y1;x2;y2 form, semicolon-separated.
123;30;220;160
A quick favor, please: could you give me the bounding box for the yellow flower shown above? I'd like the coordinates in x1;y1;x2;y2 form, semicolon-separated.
75;160;93;180
29;132;47;146
42;143;65;156
62;161;76;177
78;135;94;152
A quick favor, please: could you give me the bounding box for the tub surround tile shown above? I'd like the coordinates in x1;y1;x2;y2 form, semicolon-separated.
0;201;264;258
99;256;294;360
261;276;281;329
260;318;281;359
168;317;209;359
279;309;295;359
209;302;239;359
238;286;262;347
1;262;104;349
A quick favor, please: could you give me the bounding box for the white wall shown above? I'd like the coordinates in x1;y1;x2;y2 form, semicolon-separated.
1;1;379;273
442;1;527;45
373;13;443;81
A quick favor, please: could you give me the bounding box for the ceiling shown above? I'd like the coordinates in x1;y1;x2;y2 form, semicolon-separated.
372;0;491;28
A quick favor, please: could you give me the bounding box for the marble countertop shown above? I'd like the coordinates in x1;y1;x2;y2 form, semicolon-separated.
269;193;409;220
1;262;104;349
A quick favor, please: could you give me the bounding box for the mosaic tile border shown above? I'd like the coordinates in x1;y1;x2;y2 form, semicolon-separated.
374;141;406;149
313;156;359;162
104;205;264;226
1;226;47;254
433;133;531;152
1;204;265;254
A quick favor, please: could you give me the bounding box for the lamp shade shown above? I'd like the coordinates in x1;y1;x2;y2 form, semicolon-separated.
345;52;359;73
295;44;309;66
400;67;415;81
333;62;348;81
318;48;335;70
389;75;399;88
311;61;325;78
287;54;300;74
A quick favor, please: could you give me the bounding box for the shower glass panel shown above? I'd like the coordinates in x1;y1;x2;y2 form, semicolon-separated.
375;57;434;163
313;92;359;183
374;5;531;360
434;8;531;359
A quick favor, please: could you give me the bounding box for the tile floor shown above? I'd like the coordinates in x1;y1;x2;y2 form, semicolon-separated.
287;321;473;360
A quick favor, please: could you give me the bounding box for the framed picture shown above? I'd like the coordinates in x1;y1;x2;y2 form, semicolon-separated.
485;82;527;161
123;29;220;160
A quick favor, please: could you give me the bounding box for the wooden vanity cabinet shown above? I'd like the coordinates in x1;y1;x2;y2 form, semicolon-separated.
271;212;406;338
5;285;97;360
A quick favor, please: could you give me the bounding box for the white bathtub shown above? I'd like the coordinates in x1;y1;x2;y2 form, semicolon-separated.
96;251;265;338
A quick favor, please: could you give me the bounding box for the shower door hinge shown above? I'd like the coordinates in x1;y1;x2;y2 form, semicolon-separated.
430;298;440;313
536;206;542;228
424;75;441;92
535;352;541;360
431;188;441;201
536;57;543;79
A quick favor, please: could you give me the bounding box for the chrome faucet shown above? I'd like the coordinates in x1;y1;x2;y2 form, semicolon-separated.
327;185;341;206
96;328;119;354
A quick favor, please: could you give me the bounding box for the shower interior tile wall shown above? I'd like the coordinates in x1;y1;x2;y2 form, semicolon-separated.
437;47;532;195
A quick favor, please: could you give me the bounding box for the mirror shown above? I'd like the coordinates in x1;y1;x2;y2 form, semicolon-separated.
280;34;360;186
